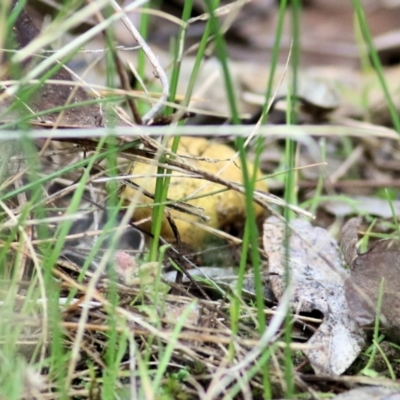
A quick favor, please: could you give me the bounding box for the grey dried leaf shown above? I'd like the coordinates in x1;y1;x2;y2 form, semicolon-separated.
163;267;276;302
263;216;365;376
333;386;400;400
322;195;400;219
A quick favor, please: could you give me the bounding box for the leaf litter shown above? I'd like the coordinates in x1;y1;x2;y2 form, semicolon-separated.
4;0;400;398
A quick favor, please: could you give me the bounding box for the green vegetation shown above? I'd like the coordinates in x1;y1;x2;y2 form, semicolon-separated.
1;0;400;399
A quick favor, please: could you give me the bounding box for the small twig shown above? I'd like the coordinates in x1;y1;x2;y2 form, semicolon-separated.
39;45;141;53
113;51;143;124
110;0;169;125
13;176;31;283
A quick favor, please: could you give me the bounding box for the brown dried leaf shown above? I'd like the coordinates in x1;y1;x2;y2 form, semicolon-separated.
1;2;126;127
339;217;361;268
263;216;365;376
340;218;400;343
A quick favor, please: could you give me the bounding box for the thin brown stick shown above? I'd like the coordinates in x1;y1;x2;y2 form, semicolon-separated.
87;0;142;125
110;0;169;124
113;51;142;124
